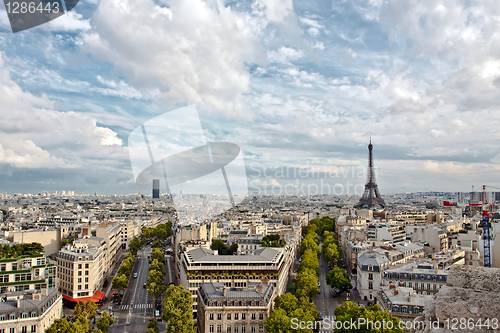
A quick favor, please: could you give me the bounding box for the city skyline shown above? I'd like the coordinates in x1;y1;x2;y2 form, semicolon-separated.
1;1;500;194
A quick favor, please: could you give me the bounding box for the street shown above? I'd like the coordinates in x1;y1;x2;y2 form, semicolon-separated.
108;245;177;333
313;251;343;319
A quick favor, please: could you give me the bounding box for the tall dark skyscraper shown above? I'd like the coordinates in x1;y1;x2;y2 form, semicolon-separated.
358;140;385;208
152;179;160;199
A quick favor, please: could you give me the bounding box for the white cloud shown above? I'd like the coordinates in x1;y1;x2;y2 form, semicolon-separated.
44;10;91;31
0;53;126;170
81;0;266;117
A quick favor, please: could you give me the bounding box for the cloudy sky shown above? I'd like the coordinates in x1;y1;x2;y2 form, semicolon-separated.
0;0;500;195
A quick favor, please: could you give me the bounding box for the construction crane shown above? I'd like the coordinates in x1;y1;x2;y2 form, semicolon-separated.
480;185;500;267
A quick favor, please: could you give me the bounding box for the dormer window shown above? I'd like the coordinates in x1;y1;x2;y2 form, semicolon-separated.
368;265;373;271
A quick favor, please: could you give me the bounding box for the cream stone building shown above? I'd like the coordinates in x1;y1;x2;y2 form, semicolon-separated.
197;282;273;333
55;243;105;306
0;288;62;333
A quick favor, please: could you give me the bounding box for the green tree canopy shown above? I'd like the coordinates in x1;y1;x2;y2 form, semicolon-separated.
296;269;318;300
96;311;114;333
333;302;404;333
299;249;320;276
74;300;97;321
112;273;128;290
326;267;352;293
210;239;238;255
151;248;164;262
162;285;196;333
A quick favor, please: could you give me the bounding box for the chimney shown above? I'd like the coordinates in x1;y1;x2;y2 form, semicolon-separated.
213;250;218;256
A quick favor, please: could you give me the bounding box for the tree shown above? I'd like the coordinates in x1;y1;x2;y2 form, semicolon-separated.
210;239;237;255
112;273;128;290
265;308;293;333
162;285;196;333
129;237;141;254
151;248;163;262
299;249;320;276
296;269;318;300
273;293;299;316
96;311;114;333
333;302;404;333
147;281;166;306
149;259;164;274
147;317;160;333
299;234;320;256
326;267;352;293
46;317;90;333
74;300;97;322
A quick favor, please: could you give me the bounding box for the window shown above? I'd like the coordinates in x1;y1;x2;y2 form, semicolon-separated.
85;277;88;282
241;327;246;333
368;282;373;290
78;278;81;283
85;271;89;276
85;284;88;289
30;312;36;318
78;264;82;269
21;312;28;319
234;314;239;320
10;328;14;333
0;315;5;321
78;285;82;290
259;314;264;320
209;325;214;333
368;273;373;280
21;328;27;333
9;313;15;320
85;264;89;269
78;271;82;276
251;326;256;333
210;314;214;321
217;325;222;333
217;314;222;321
227;314;231;320
242;313;246;320
234;326;238;333
227;326;231;333
12;263;17;271
251;313;256;320
0;264;5;271
259;325;264;332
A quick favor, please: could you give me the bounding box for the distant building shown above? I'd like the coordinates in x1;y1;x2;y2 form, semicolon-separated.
152;179;160;199
197;282;273;333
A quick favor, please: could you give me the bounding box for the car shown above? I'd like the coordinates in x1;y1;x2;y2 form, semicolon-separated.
318;289;321;294
143;283;147;288
346;293;350;301
319;313;323;320
133;273;138;278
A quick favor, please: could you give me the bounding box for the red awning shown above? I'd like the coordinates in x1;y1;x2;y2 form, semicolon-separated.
62;291;105;303
94;290;105;300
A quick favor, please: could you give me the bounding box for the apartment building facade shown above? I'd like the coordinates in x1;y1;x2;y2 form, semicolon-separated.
197;282;273;333
179;247;289;317
0;288;62;333
55;244;105;306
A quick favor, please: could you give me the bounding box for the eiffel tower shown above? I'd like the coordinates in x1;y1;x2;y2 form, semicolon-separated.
358;139;385;208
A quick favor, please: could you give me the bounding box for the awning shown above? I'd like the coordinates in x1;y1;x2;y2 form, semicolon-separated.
94;290;105;300
62;291;105;303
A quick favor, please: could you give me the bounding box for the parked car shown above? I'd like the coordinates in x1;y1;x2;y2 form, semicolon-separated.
143;283;147;288
133;273;138;278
